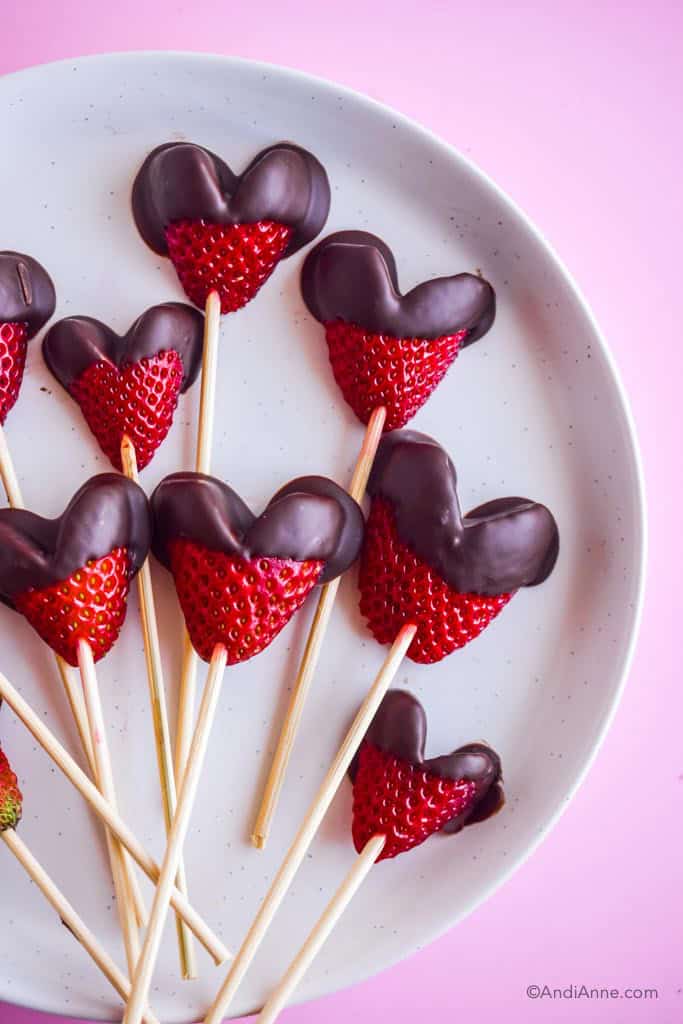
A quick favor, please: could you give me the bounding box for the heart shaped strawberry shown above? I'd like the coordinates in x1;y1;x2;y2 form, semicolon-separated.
43;303;204;471
0;475;151;665
132;142;331;313
359;430;559;663
0;251;56;425
152;472;364;664
301;231;496;431
350;690;503;861
0;747;22;832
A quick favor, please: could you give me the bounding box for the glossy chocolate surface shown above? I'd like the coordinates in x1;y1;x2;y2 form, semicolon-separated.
367;430;559;595
301;231;496;341
0;251;56;338
0;475;151;601
350;690;504;833
151;472;364;584
132;142;330;256
43;302;204;391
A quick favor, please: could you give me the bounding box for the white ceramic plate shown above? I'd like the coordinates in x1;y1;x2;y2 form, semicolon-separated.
0;52;645;1022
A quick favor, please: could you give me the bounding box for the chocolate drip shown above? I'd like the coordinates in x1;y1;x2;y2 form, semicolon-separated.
132;142;330;257
367;430;559;595
0;475;151;600
151;472;364;584
0;252;56;338
301;231;496;342
43;302;204;392
349;690;503;832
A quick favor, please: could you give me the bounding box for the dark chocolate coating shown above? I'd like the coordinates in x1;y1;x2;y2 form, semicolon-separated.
132;142;331;257
0;251;56;338
367;430;559;595
349;690;504;834
0;475;151;601
43;303;204;392
151;472;364;584
301;231;496;342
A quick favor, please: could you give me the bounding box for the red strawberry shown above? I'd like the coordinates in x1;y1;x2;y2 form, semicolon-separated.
351;741;478;860
0;748;22;832
14;547;131;667
325;321;467;431
0;322;28;426
168;539;322;664
165;220;292;314
69;350;184;471
359;500;512;664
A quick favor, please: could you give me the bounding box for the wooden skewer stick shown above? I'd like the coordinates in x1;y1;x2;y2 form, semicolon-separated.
175;290;221;795
257;835;386;1024
1;828;160;1024
203;623;416;1024
0;423;23;509
125;643;228;1024
252;406;387;850
56;656;96;772
0;668;231;965
121;435;197;981
78;640;142;972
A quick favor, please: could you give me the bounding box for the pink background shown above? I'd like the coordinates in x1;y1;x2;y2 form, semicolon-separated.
1;1;680;1022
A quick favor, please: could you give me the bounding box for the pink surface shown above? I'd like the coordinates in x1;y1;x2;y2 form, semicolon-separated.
0;2;680;1022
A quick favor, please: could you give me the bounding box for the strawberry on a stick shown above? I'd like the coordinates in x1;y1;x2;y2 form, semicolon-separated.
0;474;153;976
256;691;504;1023
202;625;416;1024
0;671;230;966
44;302;205;979
123;470;364;1024
360;430;559;663
248;232;498;851
0;746;160;1024
0;250;56;505
131;141;331;819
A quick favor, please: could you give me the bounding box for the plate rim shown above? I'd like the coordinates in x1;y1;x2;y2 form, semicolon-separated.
0;49;648;1021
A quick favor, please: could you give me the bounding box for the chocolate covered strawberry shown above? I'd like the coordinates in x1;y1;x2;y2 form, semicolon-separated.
43;303;204;471
350;690;503;860
151;472;364;664
132;142;331;313
359;430;559;663
301;231;496;431
0;747;22;832
0;251;56;424
0;475;151;665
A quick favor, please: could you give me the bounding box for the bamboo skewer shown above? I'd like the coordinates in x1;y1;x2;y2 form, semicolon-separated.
124;644;228;1024
0;668;231;966
1;828;160;1024
120;435;196;981
77;640;142;973
204;624;416;1024
174;290;221;797
252;406;387;850
257;835;386;1024
0;423;22;508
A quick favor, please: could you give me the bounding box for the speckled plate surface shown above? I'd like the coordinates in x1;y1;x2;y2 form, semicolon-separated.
0;52;645;1022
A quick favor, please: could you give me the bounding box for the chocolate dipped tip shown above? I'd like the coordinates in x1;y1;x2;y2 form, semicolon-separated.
0;474;151;602
350;689;503;833
301;230;496;342
132;141;331;257
0;251;56;338
43;302;204;393
367;429;560;595
151;471;364;582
